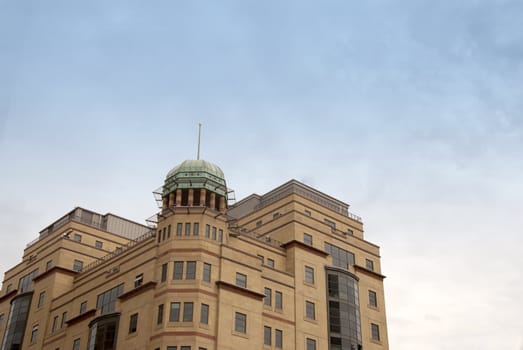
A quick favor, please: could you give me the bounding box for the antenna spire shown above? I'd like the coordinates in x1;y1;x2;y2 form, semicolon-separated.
197;122;202;160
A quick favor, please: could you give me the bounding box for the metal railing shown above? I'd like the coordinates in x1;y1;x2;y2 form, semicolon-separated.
79;230;156;274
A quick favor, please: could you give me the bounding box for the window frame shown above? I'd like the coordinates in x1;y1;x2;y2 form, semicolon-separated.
305;301;315;320
235;272;247;288
304;266;315;284
129;313;138;334
234;312;247;333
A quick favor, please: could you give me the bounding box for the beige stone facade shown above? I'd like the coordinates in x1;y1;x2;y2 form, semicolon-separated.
0;160;388;350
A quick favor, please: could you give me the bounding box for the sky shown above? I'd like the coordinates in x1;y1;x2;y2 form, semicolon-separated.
1;1;522;349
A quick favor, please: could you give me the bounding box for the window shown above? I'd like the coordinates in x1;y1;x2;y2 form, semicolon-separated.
205;224;210;238
173;261;184;280
46;260;53;271
234;312;246;333
73;233;82;242
275;291;283;310
267;258;275;268
95;240;103;249
176;223;183;236
324;218;336;229
305;301;315;320
256;220;262;227
304;209;312;216
306;338;316;350
134;274;143;288
203;263;211;282
181;347;190;350
51;315;59;332
275;329;283;348
369;290;377;307
185;223;191;236
324;242;355;269
61;312;67;328
264;326;271;345
38;291;45;307
371;323;380;341
218;229;223;242
303;233;313;246
211;227;217;240
305;266;314;284
73;338;81;350
6;284;12;293
193;223;199;236
183;302;193;322
30;324;38;343
167;302;180;322
200;303;209;324
366;259;374;271
346;228;353;235
264;288;272;306
97;284;124;314
186;261;196;279
167;224;171;238
157;304;164;324
257;255;264;265
129;313;138;333
235;273;247;288
18;269;38;292
167;347;177;350
161;263;168;282
73;259;83;272
80;301;87;314
158;229;161;243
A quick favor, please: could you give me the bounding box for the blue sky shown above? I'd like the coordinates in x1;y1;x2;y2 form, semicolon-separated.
1;1;522;349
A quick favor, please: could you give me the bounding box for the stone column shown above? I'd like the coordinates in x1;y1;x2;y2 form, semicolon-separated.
219;196;226;212
176;189;182;206
188;189;194;206
168;192;175;207
200;189;207;207
210;192;216;209
162;196;168;209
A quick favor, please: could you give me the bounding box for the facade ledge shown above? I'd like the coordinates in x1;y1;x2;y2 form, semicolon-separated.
119;281;157;302
0;289;17;304
66;309;97;326
215;281;265;300
354;265;386;280
33;266;78;282
280;240;329;257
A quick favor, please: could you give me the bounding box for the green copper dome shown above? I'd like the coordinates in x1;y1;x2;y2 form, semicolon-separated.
163;159;227;196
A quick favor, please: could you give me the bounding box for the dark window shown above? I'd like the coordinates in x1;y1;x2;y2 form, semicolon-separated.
203;263;211;282
176;223;183;236
185;223;191;236
183;302;193;322
371;323;380;341
304;210;312;216
169;302;180;322
205;224;210;238
80;301;87;314
366;259;374;271
157;304;164;324
173;261;184;280
167;224;171;238
73;259;83;272
180;347;190;350
264;326;271;345
275;329;283;348
306;301;315;320
52;316;59;332
267;258;275;268
73;233;82;242
369;290;377;307
30;324;38;343
38;291;45;307
218;229;223;242
96;284;124;314
324;242;355;269
264;288;272;306
200;304;209;324
193;223;199;236
87;314;119;350
46;260;53;271
324;218;336;229
211;227;217;240
305;266;314;284
257;255;264;264
306;338;316;350
256;220;262;227
129;313;138;333
303;233;313;246
162;227;166;241
235;273;247;288
186;261;196;279
95;240;103;249
61;312;67;328
161;263;168;282
234;312;246;333
134;274;143;288
73;338;80;350
275;291;283;310
6;283;12;293
166;347;177;350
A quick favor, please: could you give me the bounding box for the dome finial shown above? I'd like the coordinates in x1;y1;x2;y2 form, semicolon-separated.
197;122;202;160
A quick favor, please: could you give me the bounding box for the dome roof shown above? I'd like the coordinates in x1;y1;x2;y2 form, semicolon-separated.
163;159;227;196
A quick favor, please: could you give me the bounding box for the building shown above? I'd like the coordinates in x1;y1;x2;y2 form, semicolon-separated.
0;159;388;350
